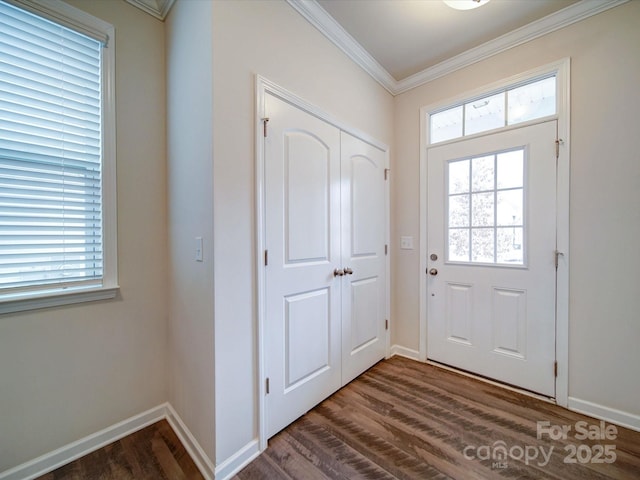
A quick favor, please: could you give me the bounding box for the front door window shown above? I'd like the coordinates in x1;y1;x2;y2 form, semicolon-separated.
447;148;525;265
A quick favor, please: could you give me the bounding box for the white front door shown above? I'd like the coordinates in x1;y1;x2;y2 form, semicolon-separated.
427;121;557;397
340;132;387;385
264;93;342;437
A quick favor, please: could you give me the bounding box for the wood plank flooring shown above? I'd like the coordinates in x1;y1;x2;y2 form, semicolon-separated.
33;357;640;479
236;356;640;479
36;419;203;480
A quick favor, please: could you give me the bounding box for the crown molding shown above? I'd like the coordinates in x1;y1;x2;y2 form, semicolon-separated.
395;0;628;94
287;0;628;96
285;0;397;94
124;0;175;21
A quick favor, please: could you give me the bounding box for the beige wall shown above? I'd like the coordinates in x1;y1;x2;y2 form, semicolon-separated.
393;1;640;417
4;0;638;474
0;0;168;472
166;0;216;464
211;0;394;464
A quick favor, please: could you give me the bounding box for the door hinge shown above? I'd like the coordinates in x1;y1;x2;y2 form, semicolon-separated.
554;250;564;269
554;361;558;378
385;319;389;330
384;168;390;180
555;138;564;159
265;377;270;394
264;249;268;266
262;117;270;137
384;244;388;255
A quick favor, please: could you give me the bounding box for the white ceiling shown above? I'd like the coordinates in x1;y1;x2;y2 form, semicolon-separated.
125;0;627;94
316;0;579;80
289;0;626;94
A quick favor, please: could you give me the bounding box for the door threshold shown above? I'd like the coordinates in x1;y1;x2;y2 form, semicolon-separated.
425;359;556;405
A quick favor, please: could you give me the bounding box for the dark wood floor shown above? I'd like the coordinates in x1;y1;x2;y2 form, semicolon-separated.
37;419;204;480
236;356;640;479
35;356;640;479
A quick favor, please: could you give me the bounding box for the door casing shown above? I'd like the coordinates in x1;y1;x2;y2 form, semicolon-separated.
255;75;391;450
419;59;570;406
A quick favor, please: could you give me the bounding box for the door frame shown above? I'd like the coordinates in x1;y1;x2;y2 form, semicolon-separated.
255;75;391;450
418;59;570;407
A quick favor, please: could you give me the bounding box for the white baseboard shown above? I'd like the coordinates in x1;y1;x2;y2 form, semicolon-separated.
0;402;260;480
389;344;421;361
4;393;637;480
165;403;216;480
0;404;167;480
214;439;261;480
568;397;640;433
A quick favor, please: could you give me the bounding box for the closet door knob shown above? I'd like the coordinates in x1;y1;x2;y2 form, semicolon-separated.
333;268;345;277
344;267;353;275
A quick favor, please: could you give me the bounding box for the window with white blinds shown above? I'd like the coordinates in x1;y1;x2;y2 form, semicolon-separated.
0;0;117;309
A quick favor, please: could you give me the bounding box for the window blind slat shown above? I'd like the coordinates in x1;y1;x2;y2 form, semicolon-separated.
0;209;101;218
0;197;99;211
1;97;100;129
1;38;99;80
1;53;100;94
1;19;100;65
1;271;103;289
1;153;100;171
0;242;102;252
0;82;100;121
0;107;101;138
0;141;101;163
0;255;102;264
0;78;100;117
0;123;101;152
0;182;101;197
0;0;104;293
0;186;100;199
2;164;101;176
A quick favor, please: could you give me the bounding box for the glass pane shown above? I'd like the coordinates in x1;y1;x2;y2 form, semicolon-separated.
471;155;494;192
465;92;505;135
497;227;524;264
472;228;494;263
430;106;463;143
497;189;523;226
449;159;469;194
508;76;556;125
471;192;494;226
448;229;469;262
497;149;524;189
449;194;470;227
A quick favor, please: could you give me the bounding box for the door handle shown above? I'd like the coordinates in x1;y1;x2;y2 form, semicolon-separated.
344;267;353;275
429;268;438;276
334;268;345;277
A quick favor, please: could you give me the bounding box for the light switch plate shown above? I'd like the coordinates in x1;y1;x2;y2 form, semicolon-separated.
400;236;414;250
195;236;203;262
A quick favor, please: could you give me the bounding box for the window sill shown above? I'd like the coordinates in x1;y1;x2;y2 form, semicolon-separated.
0;286;119;315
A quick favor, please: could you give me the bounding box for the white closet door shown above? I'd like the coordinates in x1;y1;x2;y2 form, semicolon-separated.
263;93;388;438
264;93;342;437
340;132;387;385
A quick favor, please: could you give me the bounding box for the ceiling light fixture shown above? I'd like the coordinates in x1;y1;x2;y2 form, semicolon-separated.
443;0;491;10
